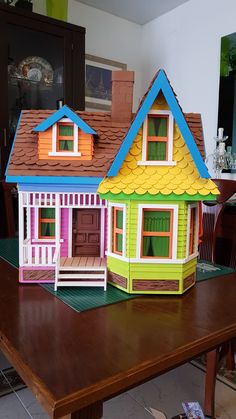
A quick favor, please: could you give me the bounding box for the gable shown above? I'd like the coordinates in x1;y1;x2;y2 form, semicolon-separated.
107;69;209;179
6;109;130;183
33;105;96;134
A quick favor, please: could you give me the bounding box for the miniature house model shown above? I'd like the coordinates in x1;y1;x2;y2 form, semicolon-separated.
6;69;218;294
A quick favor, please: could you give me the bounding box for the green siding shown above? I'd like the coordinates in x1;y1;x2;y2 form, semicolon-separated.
107;256;129;279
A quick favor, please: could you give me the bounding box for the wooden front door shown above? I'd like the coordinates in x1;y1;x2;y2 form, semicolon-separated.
72;209;100;256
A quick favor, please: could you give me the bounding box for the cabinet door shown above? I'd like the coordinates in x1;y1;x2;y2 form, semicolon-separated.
0;7;85;177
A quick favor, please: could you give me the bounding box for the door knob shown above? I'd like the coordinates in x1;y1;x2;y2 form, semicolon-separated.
73;229;77;233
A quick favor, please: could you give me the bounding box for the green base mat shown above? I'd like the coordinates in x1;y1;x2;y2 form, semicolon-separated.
0;239;234;312
41;283;137;312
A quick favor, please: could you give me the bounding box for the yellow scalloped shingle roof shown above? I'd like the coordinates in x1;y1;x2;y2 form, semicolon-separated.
98;123;218;197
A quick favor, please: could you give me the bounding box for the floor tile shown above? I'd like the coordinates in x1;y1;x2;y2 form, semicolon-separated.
16;388;50;418
0;352;11;370
0;391;31;418
128;363;204;418
103;392;153;418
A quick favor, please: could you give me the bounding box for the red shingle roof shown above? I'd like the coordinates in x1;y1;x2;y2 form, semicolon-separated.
7;108;205;178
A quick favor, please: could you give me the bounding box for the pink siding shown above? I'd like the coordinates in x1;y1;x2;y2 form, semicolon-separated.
60;208;69;257
104;208;108;256
31;208;35;239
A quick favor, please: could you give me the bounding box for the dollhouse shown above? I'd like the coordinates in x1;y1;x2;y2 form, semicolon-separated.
6;69;218;293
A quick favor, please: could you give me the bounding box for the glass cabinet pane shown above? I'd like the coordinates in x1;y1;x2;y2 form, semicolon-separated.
8;24;64;145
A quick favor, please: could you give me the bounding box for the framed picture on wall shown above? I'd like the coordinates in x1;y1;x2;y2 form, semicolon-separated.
85;54;127;111
218;32;236;155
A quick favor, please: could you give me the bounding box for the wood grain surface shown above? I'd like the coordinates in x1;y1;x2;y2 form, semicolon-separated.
0;258;236;418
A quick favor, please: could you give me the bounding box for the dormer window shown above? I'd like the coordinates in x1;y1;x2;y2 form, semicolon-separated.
57;123;74;152
48;118;81;157
138;110;175;166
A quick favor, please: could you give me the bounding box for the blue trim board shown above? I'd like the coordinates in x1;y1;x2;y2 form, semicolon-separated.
18;184;99;193
6;175;103;185
5;111;22;177
108;69;210;179
33;105;96;135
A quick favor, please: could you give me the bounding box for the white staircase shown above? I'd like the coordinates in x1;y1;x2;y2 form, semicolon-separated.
54;257;107;291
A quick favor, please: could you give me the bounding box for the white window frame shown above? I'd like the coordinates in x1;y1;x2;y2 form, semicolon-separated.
107;203;126;259
186;203;199;258
138;110;175;166
48;118;81;157
136;204;178;262
34;207;56;242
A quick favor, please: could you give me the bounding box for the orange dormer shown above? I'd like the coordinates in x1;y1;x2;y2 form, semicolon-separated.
34;105;96;161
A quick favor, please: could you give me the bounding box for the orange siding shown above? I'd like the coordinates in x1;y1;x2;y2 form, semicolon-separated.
38;128;94;160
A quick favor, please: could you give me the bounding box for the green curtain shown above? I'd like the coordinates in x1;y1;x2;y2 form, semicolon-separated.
40;208;55;237
116;233;123;253
59;140;73;151
116;210;123;229
148;117;167;136
59;125;73;136
147;141;166;160
41;208;55;219
143;211;170;257
41;222;55;237
46;0;68;22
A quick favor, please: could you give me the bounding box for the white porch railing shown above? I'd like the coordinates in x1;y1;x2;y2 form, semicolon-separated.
53;244;61;291
21;192;107;208
22;243;57;266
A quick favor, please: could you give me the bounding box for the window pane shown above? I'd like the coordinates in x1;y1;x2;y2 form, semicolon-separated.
116;233;123;252
116;209;123;229
147;141;166;160
143;236;170;257
40;208;55;219
59;125;73;136
59;140;73;151
40;222;55;237
148;117;167;137
144;210;171;232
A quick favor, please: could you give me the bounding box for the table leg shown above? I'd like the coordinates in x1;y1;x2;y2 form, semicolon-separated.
204;348;219;418
61;401;103;419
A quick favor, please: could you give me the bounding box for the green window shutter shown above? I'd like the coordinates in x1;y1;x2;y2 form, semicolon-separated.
147;141;166;160
59;125;73;136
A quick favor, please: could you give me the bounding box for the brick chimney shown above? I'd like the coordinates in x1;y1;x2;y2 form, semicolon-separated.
111;71;134;123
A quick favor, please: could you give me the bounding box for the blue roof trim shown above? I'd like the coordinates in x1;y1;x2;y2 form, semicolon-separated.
6;176;103;185
33;105;96;134
108;69;210;179
5;111;23;177
18;184;99;193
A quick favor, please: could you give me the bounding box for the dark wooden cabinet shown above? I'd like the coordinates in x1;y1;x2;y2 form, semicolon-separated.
0;4;85;237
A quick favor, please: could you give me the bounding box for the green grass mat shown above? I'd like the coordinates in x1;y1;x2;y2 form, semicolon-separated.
41;283;137;312
0;238;234;312
0;239;18;268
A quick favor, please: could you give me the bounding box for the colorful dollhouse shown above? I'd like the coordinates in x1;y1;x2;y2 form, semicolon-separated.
6;69;218;294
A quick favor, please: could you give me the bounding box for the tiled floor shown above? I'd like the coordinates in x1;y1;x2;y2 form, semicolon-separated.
0;351;236;419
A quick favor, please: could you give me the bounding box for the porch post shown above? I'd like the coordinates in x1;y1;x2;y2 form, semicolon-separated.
55;193;61;249
18;192;24;266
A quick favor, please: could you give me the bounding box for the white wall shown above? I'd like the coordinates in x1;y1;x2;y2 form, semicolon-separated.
68;0;143;109
141;0;236;167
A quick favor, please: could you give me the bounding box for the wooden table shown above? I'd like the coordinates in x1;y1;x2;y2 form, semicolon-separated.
0;259;236;419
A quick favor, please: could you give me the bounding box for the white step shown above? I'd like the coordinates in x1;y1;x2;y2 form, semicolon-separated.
60;266;106;271
58;273;105;280
56;281;106;288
